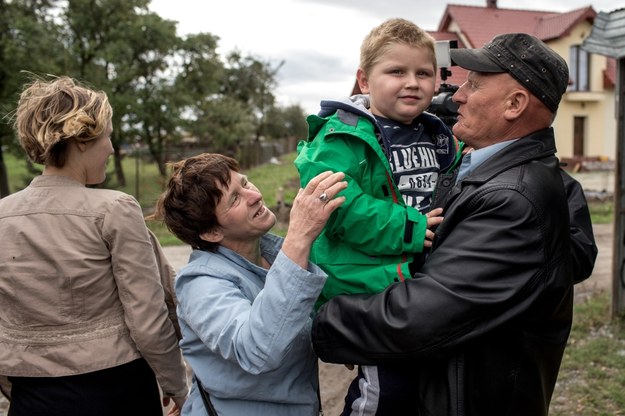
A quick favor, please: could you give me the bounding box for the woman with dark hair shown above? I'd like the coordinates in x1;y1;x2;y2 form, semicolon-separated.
152;153;346;416
0;76;188;416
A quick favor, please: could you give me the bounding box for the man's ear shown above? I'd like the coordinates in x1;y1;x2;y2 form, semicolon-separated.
356;68;370;94
200;229;223;243
504;89;530;120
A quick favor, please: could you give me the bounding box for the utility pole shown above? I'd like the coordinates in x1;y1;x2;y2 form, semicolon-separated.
582;8;625;318
612;57;625;317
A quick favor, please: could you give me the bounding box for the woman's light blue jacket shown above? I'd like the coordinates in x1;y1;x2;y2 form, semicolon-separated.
177;233;327;416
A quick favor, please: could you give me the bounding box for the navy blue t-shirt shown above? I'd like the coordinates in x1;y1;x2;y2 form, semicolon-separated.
375;114;455;213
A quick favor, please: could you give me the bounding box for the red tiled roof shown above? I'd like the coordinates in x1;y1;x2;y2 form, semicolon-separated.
534;7;597;40
439;4;596;48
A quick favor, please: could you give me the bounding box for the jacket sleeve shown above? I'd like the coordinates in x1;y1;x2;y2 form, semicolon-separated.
295;134;427;256
104;195;188;398
312;187;568;365
177;251;326;374
560;169;598;284
147;228;182;340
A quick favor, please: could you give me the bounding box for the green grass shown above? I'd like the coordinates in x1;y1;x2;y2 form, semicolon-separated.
551;292;625;415
245;152;299;208
589;200;614;225
5;152;36;193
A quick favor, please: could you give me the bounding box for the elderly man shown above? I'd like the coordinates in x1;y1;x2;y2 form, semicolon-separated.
312;33;574;416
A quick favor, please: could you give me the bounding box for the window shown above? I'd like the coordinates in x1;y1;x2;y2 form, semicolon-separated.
569;45;590;92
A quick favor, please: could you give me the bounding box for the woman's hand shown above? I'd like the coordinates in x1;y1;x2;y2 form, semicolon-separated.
281;171;347;267
162;396;184;416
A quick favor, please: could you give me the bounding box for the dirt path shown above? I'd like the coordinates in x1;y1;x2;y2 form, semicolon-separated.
575;223;612;299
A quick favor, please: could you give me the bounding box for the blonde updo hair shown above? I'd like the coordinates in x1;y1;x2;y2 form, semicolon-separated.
14;76;113;167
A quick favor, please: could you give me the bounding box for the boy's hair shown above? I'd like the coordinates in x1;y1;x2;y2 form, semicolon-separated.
360;18;437;75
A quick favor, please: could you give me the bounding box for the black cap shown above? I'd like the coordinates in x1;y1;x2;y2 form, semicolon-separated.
450;33;569;112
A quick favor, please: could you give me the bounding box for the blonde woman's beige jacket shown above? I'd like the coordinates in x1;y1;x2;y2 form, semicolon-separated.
0;175;187;400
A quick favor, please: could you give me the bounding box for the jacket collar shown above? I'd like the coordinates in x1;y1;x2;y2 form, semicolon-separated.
30;175;85;188
432;128;558;210
460;127;557;185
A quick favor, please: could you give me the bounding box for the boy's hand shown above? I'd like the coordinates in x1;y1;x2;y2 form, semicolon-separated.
424;208;444;248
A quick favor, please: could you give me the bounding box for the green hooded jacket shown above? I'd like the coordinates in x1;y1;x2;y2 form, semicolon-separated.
295;98;461;308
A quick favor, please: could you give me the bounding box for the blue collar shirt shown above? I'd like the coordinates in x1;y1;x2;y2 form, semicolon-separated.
456;139;519;184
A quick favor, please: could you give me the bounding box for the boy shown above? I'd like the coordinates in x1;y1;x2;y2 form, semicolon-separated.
295;18;461;414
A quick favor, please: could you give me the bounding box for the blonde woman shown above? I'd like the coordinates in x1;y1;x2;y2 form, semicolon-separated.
0;77;187;416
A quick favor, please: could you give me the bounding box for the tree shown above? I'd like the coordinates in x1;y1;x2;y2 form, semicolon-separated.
192;96;255;157
172;34;257;162
126;77;180;176
0;0;65;197
0;0;296;197
63;0;179;186
264;104;308;140
220;51;283;165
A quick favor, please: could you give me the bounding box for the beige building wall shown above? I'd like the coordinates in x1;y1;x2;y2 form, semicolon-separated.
549;22;616;160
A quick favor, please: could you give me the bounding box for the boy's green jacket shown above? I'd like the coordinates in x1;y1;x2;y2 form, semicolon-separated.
295;96;462;308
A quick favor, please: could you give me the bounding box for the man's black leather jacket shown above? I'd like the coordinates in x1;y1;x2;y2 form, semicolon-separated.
561;169;598;283
312;128;573;416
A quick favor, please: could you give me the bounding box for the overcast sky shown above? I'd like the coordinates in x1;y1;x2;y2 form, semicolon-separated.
149;0;621;115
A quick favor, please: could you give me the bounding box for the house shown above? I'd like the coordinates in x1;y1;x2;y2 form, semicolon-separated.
353;1;618;166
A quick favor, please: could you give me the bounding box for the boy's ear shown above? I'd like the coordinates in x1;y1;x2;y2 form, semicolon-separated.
200;229;223;243
356;68;370;94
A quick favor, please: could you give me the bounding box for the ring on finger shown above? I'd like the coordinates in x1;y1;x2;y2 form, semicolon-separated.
319;192;329;203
